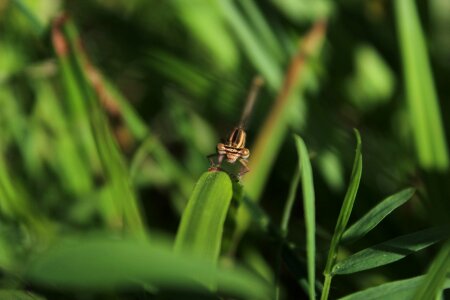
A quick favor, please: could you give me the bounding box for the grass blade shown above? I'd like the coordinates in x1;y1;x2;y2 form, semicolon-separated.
219;0;282;88
342;188;415;244
332;226;450;275
321;129;362;300
25;235;270;299
339;275;450;300
0;152;52;240
233;21;327;251
413;240;450;300
395;0;449;170
240;0;284;62
294;135;316;300
53;16;145;234
0;290;45;300
174;171;233;264
11;0;44;34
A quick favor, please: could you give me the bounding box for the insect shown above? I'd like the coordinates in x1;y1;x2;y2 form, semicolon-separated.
208;76;264;177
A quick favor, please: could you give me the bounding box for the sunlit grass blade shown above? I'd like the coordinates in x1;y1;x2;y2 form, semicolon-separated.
219;0;282;88
171;0;238;71
342;188;415;244
294;135;316;300
322;129;362;300
339;275;450;300
25;235;270;299
11;0;44;34
413;240;450;300
395;0;449;170
174;171;233;264
332;226;450;275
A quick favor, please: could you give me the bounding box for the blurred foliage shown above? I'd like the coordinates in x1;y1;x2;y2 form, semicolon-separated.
1;0;450;299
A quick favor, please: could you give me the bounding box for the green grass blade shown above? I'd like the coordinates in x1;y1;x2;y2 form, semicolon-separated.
332;226;450;275
100;78;149;140
342;188;415;244
218;0;282;89
0;290;45;300
395;0;449;170
172;0;238;71
25;235;270;299
11;0;44;34
413;240;450;300
174;171;233;264
294;135;316;300
322;129;362;300
52;18;101;175
0;152;52;240
33;80;93;194
233;21;327;251
339;275;450;300
240;0;284;62
57;18;145;234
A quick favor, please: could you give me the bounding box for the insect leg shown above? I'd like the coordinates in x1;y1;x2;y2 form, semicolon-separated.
207;153;224;171
217;153;224;165
238;158;250;177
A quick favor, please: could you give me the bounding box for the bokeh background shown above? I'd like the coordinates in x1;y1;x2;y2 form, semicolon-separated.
1;0;450;299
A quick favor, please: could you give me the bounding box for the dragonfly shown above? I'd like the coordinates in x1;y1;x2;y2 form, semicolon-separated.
208;76;264;177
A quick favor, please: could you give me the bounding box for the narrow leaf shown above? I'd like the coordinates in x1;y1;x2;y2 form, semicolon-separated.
339;275;450;300
332;226;450;275
395;0;449;170
55;18;145;234
413;240;450;300
25;236;269;299
218;0;282;89
174;171;233;264
324;129;362;275
321;130;362;300
294;135;316;300
342;188;415;244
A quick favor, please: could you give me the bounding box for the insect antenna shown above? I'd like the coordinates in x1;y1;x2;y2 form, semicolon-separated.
238;76;264;129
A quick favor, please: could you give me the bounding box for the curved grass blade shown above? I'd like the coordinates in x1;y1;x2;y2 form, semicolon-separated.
339;275;450;300
395;0;449;170
413;240;450;300
25;236;269;299
174;171;233;264
294;135;316;300
332;226;450;275
321;129;362;300
342;188;415;244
